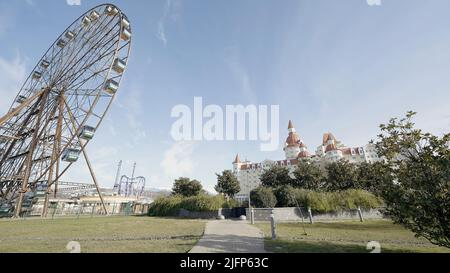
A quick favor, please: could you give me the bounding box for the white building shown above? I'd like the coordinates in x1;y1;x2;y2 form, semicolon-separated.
233;121;383;201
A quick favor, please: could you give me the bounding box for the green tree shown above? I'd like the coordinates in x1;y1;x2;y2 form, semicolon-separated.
260;165;293;188
356;162;393;195
293;160;325;191
172;177;203;197
250;187;277;208
274;185;297;207
215;170;241;198
375;111;450;248
325;159;358;191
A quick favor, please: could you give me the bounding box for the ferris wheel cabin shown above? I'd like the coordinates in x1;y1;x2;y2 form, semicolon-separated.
65;31;76;40
79;125;96;140
16;95;27;104
90;10;100;21
62;148;81;163
32;71;42;80
113;58;127;73
57;39;67;48
121;28;132;41
122;18;130;29
40;60;50;69
105;5;119;16
82;16;91;27
104;79;119;95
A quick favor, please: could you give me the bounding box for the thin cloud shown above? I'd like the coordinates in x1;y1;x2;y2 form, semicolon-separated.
0;3;15;37
0;55;27;113
156;0;182;47
224;47;258;104
160;141;195;181
124;88;148;146
157;21;168;47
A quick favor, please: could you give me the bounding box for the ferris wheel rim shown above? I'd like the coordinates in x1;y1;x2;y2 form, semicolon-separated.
9;3;131;115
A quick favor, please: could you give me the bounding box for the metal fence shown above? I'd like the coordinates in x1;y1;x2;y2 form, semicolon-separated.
16;202;150;219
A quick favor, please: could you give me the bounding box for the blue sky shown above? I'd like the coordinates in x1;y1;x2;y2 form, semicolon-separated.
0;0;449;192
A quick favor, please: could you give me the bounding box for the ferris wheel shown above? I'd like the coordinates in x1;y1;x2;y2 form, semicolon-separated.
0;4;132;217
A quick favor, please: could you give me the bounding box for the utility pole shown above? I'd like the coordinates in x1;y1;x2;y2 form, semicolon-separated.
113;160;122;194
130;162;136;196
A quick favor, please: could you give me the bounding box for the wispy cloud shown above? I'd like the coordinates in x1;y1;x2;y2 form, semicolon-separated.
157;0;182;47
25;0;35;6
224;47;258;104
0;54;27;113
0;2;15;37
157;22;168;47
61;143;119;187
160;141;195;181
122;88;148;147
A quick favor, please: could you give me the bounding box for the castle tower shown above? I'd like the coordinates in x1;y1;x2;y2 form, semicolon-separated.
298;140;310;158
323;133;338;153
233;154;242;173
284;120;301;160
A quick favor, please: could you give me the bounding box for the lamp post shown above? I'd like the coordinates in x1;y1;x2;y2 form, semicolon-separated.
249;192;255;225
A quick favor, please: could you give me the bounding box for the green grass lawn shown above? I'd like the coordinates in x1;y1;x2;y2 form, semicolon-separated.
256;220;450;253
0;216;206;253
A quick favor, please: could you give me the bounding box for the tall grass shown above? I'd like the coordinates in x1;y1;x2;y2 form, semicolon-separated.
256;186;383;213
148;195;237;217
293;189;383;214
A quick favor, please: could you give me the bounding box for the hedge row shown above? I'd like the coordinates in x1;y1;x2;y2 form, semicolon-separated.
252;186;383;214
148;194;236;217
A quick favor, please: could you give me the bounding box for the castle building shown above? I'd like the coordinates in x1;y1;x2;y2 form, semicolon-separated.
233;121;383;202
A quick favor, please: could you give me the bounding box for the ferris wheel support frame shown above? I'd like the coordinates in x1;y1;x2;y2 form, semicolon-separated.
0;89;46;128
42;95;64;217
63;96;108;215
14;90;50;217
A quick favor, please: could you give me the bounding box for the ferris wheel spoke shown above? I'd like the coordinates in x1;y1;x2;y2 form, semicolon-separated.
48;11;115;84
0;98;59;181
63;41;119;90
65;66;112;94
52;16;120;87
55;28;120;90
62;89;108;97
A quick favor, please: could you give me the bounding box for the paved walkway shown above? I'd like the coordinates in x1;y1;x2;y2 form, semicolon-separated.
190;220;268;253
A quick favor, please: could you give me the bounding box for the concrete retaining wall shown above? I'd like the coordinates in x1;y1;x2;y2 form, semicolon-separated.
178;208;234;219
246;207;385;223
177;207;385;221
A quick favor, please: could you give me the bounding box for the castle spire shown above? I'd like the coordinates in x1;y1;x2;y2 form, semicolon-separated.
285;120;300;148
233;154;241;164
288;120;294;130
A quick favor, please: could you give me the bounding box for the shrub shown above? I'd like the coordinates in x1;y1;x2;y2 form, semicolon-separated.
305;191;332;213
274;186;297;207
180;195;236;212
268;188;383;214
148;194;235;217
148;195;183;217
250;187;277;208
249;186;382;213
345;189;383;210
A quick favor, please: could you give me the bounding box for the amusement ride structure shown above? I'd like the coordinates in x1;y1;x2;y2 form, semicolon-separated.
113;161;146;199
0;4;132;217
